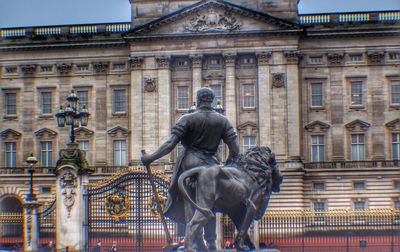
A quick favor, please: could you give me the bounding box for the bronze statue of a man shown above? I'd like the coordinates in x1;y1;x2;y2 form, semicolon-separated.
141;87;240;249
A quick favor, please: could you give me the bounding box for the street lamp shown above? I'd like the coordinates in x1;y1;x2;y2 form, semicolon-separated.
55;90;90;143
26;153;38;202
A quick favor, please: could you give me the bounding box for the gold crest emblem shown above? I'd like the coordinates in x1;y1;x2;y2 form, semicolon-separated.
148;193;167;219
105;190;130;221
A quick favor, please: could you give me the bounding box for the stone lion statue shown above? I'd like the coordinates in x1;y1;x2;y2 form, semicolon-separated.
178;146;283;251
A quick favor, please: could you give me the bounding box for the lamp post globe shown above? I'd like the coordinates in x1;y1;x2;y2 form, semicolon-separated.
26;153;38;202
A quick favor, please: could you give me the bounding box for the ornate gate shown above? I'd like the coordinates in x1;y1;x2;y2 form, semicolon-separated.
86;167;180;252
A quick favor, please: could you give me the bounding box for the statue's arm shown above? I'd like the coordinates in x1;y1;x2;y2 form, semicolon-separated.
225;139;240;164
141;134;180;166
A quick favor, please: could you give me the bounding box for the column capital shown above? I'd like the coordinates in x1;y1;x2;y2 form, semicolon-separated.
256;51;272;65
223;53;237;67
93;62;109;73
20;64;37;75
155;55;171;69
284;50;302;64
189;54;203;68
129;56;144;70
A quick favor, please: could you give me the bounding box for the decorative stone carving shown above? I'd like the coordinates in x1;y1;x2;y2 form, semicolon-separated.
59;170;77;218
0;128;21;140
74;127;94;138
223;53;236;67
5;66;17;74
385;118;400;131
105;189;130;221
203;71;225;80
305;121;331;133
155;56;171;69
57;63;72;74
184;9;241;32
107;126;130;138
367;51;385;64
56;143;91;173
272;73;285;88
327;53;345;65
345;119;371;132
144;77;157;92
34;128;58;139
20;64;37;75
256;52;272;65
237;121;259;136
284;51;302;64
129;56;144;70
190;54;203;68
93;62;109;73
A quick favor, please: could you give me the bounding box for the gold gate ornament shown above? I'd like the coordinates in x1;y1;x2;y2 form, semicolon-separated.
105;191;130;222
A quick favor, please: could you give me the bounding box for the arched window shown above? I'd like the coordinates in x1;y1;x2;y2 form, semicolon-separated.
0;196;23;239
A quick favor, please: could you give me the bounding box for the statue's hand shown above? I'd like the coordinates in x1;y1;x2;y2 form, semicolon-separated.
141;154;153;166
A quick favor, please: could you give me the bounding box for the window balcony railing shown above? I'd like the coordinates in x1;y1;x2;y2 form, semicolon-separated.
304;160;400;169
299;11;400;25
0;167;56;174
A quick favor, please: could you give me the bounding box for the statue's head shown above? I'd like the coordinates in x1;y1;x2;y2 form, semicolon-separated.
196;87;214;108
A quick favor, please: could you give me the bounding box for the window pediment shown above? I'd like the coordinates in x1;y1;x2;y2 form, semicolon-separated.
107;126;130;138
237;121;258;135
385;118;400;131
0;128;22;140
34;128;57;139
305;121;330;133
74;127;94;138
345;119;371;132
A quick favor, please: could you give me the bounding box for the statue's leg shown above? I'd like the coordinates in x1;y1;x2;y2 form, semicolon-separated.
234;199;257;251
204;218;216;251
184;191;207;250
186;210;209;252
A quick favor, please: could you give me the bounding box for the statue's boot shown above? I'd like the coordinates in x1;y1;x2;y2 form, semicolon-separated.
206;240;217;251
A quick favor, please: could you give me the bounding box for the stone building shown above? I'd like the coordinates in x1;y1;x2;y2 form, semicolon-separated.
0;0;399;212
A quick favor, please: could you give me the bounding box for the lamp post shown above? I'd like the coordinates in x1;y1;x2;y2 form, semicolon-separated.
26;153;38;202
55;90;90;143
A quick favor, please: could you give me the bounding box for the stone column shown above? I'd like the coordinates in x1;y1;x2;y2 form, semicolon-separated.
55;143;93;251
215;213;223;250
23;201;40;252
190;54;203;100
257;52;272;147
224;53;237;127
284;51;302;161
130;56;144;162
156;56;172;154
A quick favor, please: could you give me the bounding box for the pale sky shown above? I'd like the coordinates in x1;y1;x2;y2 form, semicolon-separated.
0;0;399;28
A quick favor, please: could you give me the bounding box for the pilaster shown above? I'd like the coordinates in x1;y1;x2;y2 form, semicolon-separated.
257;52;272;147
224;53;237;128
190;54;203;100
130;56;144;161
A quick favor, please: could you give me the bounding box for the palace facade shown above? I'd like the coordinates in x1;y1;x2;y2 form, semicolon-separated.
0;0;399;212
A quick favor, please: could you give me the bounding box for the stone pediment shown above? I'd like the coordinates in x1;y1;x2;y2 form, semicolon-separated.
34;128;58;139
385;118;400;131
130;0;298;37
345;119;371;132
237;121;258;135
107;126;130;138
305;121;330;133
74;127;94;138
0;128;22;140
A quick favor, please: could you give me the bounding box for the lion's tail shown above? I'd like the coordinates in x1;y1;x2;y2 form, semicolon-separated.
178;167;215;219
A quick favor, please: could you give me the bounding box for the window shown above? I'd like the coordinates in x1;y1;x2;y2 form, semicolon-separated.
112;63;126;71
78;140;89;162
40;141;52;167
242;57;254;64
388;52;400;60
5;93;17;116
350;54;363;62
210;59;221;65
77;64;89;72
313;182;325;191
113;90;126;113
311;135;325;162
314;202;325;212
77;90;88;109
243;84;255;108
40;187;52;194
113;140;126;166
243;136;256;152
177;86;189;110
351;134;365;160
391;80;400;105
393;133;400;160
395;181;400;190
311;82;324;107
351;81;363;106
309;56;323;64
5;142;16;168
41;92;52;114
40;66;53;73
354;181;365;190
354;201;366;210
209;84;222;106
